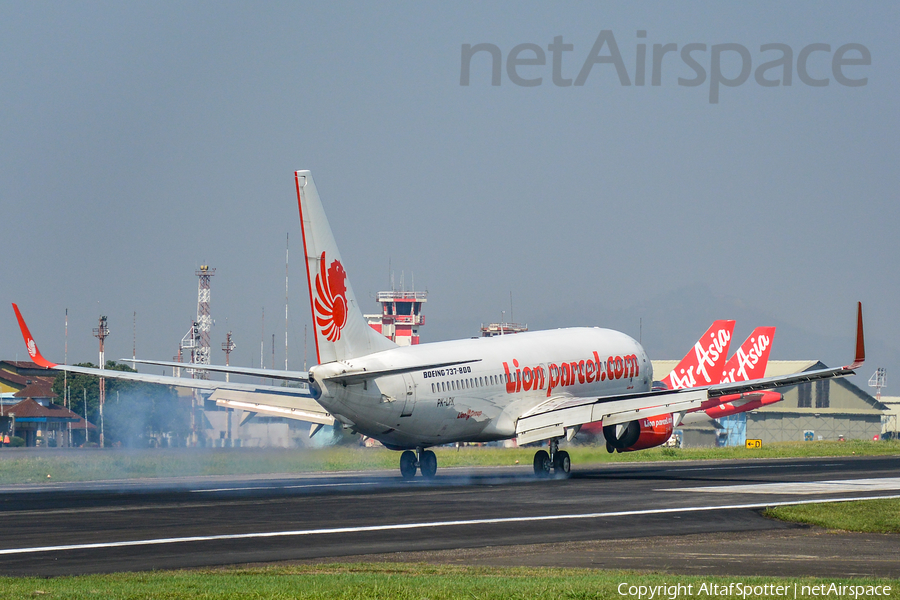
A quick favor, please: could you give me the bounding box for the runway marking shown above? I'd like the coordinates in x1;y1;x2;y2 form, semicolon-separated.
1;493;898;557
191;482;379;493
664;477;900;495
665;463;842;472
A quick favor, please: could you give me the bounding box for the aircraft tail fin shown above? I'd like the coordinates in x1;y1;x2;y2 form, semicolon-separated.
661;320;735;389
12;303;57;369
295;171;397;364
719;326;776;383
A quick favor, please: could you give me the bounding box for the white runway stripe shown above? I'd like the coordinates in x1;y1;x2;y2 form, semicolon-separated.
1;493;898;557
664;477;900;495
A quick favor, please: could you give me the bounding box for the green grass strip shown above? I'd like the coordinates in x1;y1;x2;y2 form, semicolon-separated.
764;497;900;533
0;564;898;599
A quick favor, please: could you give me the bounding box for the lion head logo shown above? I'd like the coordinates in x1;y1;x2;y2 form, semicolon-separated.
314;251;348;342
27;339;37;358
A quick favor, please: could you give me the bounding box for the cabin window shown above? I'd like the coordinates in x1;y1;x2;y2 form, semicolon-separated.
431;383;435;394
480;377;484;387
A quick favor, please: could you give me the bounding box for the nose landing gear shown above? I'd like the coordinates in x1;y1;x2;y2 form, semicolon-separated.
533;438;570;478
399;447;437;479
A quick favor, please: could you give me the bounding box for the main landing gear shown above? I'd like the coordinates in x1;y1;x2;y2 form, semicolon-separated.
400;447;437;480
533;438;570;479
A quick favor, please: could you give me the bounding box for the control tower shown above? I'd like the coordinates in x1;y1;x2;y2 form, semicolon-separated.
366;290;427;346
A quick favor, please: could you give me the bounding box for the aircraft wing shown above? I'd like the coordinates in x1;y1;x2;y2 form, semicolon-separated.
12;303;316;399
515;303;865;445
122;358;309;383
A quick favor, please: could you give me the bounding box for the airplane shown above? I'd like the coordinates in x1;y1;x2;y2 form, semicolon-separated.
13;169;866;479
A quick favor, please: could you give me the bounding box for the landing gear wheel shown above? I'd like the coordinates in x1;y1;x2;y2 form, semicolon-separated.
420;450;437;479
553;450;571;477
606;441;615;454
399;450;417;479
533;450;551;478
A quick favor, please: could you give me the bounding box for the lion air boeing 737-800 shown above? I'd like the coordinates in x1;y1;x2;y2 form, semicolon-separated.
13;170;866;478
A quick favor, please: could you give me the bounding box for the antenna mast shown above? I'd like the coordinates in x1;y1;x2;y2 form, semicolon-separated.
868;368;886;401
221;331;235;382
285;232;289;370
194;266;215;377
92;315;109;448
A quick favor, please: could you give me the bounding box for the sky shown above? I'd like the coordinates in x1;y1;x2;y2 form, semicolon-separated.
2;2;897;391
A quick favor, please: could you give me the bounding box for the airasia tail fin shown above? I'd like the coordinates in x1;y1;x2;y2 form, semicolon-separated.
295;171;396;364
661;320;735;390
719;326;776;383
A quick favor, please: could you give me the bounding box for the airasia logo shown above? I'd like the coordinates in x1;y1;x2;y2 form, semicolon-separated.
722;333;771;382
27;339;37;358
313;251;348;342
668;328;731;389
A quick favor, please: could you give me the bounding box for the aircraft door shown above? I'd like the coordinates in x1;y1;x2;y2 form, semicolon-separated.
400;374;416;417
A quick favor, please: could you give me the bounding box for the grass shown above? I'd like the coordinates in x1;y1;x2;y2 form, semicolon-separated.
0;440;898;485
764;498;900;534
0;563;898;599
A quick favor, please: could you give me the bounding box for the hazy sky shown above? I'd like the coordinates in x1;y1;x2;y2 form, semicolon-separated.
3;2;897;390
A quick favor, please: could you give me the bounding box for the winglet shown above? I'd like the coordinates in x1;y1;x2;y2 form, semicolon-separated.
11;304;57;369
847;302;865;370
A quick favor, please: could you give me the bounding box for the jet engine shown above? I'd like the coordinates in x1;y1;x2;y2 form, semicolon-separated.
603;413;674;452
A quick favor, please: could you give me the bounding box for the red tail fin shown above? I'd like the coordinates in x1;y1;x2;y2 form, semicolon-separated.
847;302;865;369
661;320;735;389
719;326;776;383
11;304;57;369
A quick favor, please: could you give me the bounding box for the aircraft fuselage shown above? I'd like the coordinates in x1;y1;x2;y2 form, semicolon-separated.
309;327;652;449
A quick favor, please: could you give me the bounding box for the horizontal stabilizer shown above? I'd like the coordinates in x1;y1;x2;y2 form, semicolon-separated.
208;389;334;426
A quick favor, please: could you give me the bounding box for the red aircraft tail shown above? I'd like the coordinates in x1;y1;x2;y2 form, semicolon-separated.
11;304;57;369
661;320;735;390
719;326;776;383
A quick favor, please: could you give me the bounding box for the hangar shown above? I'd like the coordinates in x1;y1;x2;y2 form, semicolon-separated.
879;396;900;439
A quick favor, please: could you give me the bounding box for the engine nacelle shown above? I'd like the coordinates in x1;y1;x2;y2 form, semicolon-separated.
604;413;674;452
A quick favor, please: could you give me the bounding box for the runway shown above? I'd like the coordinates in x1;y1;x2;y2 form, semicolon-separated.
1;455;899;577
